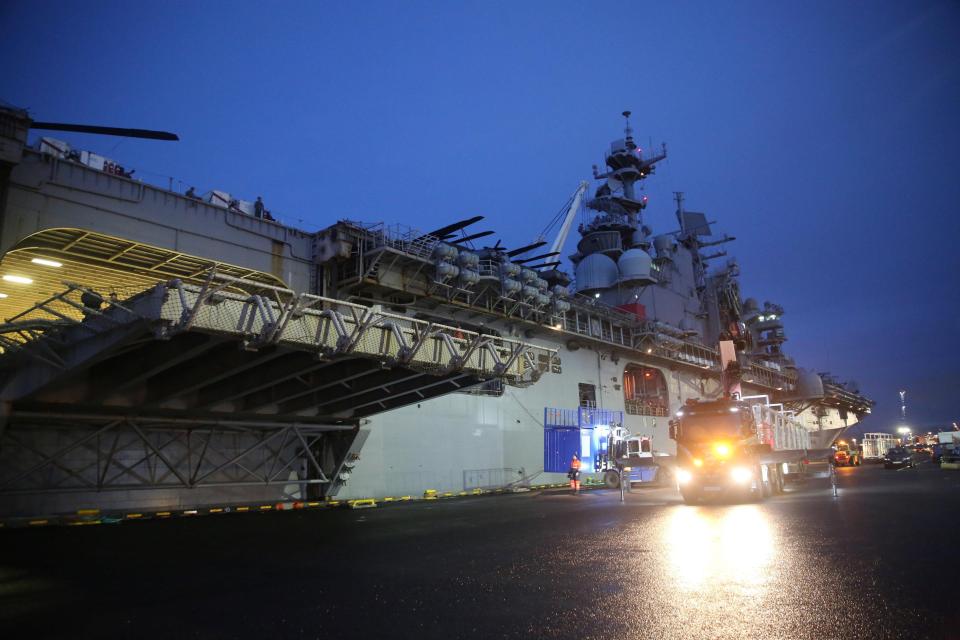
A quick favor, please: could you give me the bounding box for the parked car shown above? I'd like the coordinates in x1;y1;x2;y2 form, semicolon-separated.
884;447;914;469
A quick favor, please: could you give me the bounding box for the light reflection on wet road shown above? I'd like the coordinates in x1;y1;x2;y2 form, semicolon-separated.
664;505;775;593
1;463;958;639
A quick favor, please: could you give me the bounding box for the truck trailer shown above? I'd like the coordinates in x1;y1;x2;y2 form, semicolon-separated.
933;431;960;464
861;432;899;461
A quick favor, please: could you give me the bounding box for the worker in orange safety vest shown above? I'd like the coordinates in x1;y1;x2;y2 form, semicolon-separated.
568;454;582;494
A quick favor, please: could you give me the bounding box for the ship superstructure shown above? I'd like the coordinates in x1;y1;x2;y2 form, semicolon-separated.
308;113;872;497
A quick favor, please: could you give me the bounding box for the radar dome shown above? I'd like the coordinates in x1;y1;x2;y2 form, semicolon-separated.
617;249;655;286
575;253;618;293
653;235;674;257
795;370;825;399
630;228;649;247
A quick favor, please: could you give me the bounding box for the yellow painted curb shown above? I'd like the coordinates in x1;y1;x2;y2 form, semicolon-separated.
348;499;377;509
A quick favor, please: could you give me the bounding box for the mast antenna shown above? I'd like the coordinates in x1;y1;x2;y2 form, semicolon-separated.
674;191;685;232
622;110;635;149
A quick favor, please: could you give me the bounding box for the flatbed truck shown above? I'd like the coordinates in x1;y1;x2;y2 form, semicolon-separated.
669;396;821;504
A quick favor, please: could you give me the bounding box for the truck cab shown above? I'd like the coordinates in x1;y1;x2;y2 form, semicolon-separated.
670;398;785;504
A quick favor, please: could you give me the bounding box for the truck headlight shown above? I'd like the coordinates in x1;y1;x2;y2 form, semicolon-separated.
730;466;752;484
676;469;693;484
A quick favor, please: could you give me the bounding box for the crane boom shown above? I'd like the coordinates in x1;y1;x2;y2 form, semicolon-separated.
549;181;589;256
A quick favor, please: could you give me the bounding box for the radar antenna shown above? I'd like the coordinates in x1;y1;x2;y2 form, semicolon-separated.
622;110;635;150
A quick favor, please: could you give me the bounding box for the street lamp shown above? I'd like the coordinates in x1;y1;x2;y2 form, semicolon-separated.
897;426;912;444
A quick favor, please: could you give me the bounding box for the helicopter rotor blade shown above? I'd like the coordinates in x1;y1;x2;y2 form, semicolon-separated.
422;215;484;239
450;230;495;245
32;122;179;141
506;241;547;258
513;251;561;264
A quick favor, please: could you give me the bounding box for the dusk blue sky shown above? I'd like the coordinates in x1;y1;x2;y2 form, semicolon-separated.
2;1;958;432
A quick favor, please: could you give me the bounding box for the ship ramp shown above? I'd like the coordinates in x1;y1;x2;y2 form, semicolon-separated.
0;275;556;515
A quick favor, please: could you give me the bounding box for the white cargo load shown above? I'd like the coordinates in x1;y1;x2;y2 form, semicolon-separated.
938;431;960;446
751;402;810;451
204;190;232;208
202;190;255;215
861;432;898;460
79;150;108;171
38;137;69;157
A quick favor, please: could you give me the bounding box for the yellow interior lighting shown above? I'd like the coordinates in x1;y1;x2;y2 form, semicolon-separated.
0;228;290;329
31;258;63;268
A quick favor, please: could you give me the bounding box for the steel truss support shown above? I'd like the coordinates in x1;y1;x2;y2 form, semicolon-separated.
0;414;358;500
163;275;555;386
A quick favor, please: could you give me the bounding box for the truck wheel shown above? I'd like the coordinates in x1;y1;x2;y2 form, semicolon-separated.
772;468;784;494
603;470;620;489
762;468;773;498
750;468;765;502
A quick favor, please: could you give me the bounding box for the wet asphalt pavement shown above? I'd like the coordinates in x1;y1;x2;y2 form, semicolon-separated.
2;461;959;639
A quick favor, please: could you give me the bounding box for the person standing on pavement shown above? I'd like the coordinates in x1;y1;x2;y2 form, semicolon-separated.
568;454;582;494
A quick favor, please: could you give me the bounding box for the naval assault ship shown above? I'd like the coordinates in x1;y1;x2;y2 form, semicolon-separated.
0;107;872;513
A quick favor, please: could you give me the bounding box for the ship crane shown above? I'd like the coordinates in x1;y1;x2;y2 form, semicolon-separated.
548;180;589;256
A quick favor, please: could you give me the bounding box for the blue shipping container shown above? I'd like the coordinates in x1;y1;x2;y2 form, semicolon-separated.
543;427;580;473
